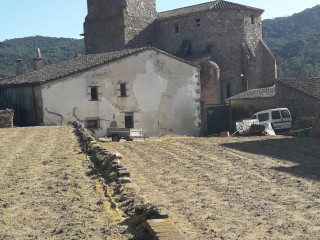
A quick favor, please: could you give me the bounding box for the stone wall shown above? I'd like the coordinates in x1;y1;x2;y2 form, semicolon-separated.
125;0;156;48
84;0;157;54
155;9;275;101
276;81;320;120
72;121;186;239
0;109;14;128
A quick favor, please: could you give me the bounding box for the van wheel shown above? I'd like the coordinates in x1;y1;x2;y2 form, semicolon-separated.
112;135;120;142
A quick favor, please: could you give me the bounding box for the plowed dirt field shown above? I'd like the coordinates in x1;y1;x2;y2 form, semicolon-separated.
103;136;320;240
0;126;132;240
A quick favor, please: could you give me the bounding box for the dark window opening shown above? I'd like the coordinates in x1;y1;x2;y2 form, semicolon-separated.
119;83;127;97
90;87;98;101
226;83;231;99
281;110;291;118
175;25;179;33
125;114;134;128
86;119;99;129
251;15;255;24
196;18;200;27
272;111;281;120
258;113;269;122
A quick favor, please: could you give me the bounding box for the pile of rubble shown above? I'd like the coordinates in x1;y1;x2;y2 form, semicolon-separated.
0;109;14;128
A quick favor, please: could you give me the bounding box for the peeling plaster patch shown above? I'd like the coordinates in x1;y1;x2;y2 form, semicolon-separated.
172;82;198;129
133;60;168;112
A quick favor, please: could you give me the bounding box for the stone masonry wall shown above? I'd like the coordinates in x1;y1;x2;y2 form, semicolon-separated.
124;0;156;48
276;81;320;120
72;121;186;239
0;109;14;128
155;9;274;101
84;0;157;53
84;0;126;54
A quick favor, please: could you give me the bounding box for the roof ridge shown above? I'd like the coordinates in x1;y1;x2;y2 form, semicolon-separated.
277;77;320;100
158;0;264;21
210;0;220;9
227;85;276;101
0;47;199;87
158;1;217;14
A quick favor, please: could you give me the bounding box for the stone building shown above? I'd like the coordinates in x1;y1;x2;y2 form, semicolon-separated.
83;0;277;101
227;77;320;125
276;77;320;120
0;47;203;137
226;86;276;124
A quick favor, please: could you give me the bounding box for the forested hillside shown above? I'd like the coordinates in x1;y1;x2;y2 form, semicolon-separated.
1;5;320;79
0;36;84;78
263;5;320;78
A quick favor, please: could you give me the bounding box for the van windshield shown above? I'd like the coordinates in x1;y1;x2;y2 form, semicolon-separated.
258;113;269;122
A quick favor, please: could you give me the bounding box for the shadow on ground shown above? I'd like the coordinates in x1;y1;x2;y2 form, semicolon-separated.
86;165;153;240
222;137;320;181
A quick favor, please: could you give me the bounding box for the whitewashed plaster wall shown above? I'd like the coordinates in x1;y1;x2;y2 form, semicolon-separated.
41;50;201;136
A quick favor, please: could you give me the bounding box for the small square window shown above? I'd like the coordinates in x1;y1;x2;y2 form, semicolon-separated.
86;118;99;129
90;87;98;101
119;83;127;97
125;113;134;128
196;19;200;27
175;25;179;33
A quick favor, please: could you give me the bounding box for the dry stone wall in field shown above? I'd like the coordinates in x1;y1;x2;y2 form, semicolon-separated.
72;121;186;239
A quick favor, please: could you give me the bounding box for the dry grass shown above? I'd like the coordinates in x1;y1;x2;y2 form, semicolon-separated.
0;126;131;240
103;136;320;240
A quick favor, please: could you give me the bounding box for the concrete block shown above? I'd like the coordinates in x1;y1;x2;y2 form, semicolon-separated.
146;218;186;240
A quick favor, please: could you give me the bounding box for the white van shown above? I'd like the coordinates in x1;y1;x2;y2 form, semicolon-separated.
251;108;292;132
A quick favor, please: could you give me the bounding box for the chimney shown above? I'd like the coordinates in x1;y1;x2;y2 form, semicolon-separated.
33;48;43;70
15;59;24;76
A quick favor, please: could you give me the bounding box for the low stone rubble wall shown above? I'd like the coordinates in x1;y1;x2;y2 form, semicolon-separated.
73;122;186;239
0;109;14;128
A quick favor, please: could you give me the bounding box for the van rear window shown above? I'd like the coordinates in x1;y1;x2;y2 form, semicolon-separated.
281;110;291;118
272;111;281;120
258;113;269;122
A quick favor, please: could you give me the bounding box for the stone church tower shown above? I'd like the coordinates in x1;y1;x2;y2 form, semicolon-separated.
83;0;277;102
84;0;156;54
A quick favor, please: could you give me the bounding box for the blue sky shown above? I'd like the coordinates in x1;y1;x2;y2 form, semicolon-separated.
0;0;319;41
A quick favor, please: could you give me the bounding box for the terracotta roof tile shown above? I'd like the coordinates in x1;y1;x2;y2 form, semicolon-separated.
158;0;264;20
227;86;276;100
278;77;320;100
0;47;198;87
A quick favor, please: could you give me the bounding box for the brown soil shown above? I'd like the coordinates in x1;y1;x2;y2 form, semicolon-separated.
0;126;131;240
103;136;320;240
